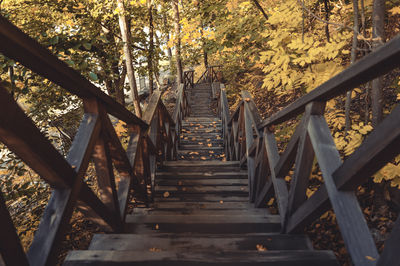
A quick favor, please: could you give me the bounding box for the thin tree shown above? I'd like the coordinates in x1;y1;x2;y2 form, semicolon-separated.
117;0;142;117
371;0;385;127
147;0;154;94
172;0;183;85
345;0;359;133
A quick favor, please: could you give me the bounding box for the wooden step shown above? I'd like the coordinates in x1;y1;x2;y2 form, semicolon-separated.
161;160;240;172
155;185;248;195
131;208;265;216
124;214;281;234
88;233;313;251
156;178;248;186
179;145;223;150
149;201;255;210
156;171;247;179
154;195;248;202
64;250;339;266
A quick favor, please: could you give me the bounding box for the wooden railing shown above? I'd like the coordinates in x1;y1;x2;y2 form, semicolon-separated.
218;35;400;266
196;65;222;84
183;70;194;90
0;16;189;266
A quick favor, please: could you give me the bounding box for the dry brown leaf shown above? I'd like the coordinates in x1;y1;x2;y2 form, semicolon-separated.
256;244;267;251
149;247;161;252
155;224;159;230
366;256;376;261
163;191;170;198
207;143;212;147
200;156;207;160
220;200;224;204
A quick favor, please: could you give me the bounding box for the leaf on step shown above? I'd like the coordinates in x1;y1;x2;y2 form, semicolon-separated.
189;152;199;155
192;137;196;140
149;247;161;252
207;143;212;147
200;156;207;160
207;139;211;142
220;200;224;204
163;191;170;198
244;97;251;102
178;181;183;185
366;256;376;261
198;142;203;145
256;244;267;251
209;151;214;154
182;187;187;191
155;224;159;230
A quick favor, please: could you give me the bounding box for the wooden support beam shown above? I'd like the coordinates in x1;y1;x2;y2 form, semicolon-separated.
27;113;105;266
334;103;400;190
308;115;378;266
264;129;289;227
92;136;122;226
0;85;73;188
0;192;29;266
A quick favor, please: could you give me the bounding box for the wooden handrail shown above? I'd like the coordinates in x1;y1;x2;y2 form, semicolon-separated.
0;15;147;129
218;33;400;264
0;17;190;266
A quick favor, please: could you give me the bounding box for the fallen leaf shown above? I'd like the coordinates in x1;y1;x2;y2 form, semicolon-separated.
220;200;224;204
256;244;267;251
155;224;159;230
366;256;376;261
163;191;170;198
244;97;251;102
200;156;207;160
207;143;212;147
149;247;161;252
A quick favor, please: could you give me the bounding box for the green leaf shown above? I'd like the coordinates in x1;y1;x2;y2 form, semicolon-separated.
49;36;59;45
89;72;98;81
82;42;92;50
66;60;75;67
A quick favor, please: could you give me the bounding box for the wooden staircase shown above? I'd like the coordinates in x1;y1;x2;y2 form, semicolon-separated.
63;83;338;265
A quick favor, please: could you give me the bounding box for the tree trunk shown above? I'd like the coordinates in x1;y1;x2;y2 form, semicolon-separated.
345;0;359;133
251;0;268;20
371;0;385;127
323;0;330;42
117;0;142;117
147;0;154;95
172;0;183;85
164;15;174;74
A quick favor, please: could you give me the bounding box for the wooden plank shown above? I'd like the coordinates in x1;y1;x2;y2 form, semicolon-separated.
334;103;400;190
285;130;314;223
64;250;339;266
273;122;301;179
27;113;103;266
0;193;29;266
242;91;262;127
307;115;378;266
0;85;73;188
92;137;122;225
377;216;400;266
0;16;147;128
285;184;330;233
264;129;289;227
89;233;313;251
258;35;400;129
284;101;324;229
142;90;161;124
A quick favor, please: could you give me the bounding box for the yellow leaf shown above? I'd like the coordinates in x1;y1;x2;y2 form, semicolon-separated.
366;256;376;261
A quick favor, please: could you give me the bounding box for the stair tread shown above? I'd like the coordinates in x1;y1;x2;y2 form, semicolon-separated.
64;250;339;265
88;233;313;251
